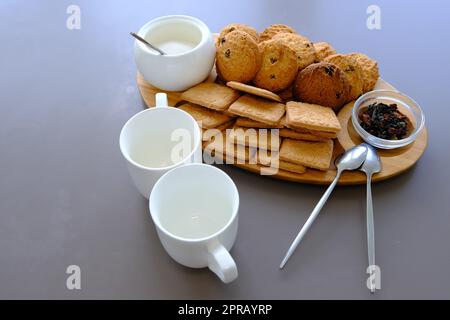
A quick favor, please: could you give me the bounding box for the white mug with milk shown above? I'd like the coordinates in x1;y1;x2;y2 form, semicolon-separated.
149;164;239;283
119;93;202;198
134;15;216;91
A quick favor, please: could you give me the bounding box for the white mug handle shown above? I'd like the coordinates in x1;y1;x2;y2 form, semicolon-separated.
155;93;168;108
207;240;238;283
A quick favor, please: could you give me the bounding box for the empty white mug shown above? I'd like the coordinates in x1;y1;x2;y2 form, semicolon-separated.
119;93;202;198
149;164;239;283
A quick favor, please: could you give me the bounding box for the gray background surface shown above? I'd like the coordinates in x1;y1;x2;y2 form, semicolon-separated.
0;0;449;299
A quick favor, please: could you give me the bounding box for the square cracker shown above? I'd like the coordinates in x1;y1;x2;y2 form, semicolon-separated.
226;81;283;102
280;116;337;139
228;126;281;151
235;117;283;129
202;119;235;141
180;83;240;111
222;109;239;117
286;101;341;133
204;133;255;163
279;128;328;142
256;151;307;174
178;103;232;129
279;138;334;171
285;125;337;139
227;95;285;125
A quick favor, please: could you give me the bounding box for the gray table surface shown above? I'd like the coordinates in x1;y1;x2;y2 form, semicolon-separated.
1;0;449;299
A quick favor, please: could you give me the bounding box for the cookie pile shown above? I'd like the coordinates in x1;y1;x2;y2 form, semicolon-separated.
176;23;380;174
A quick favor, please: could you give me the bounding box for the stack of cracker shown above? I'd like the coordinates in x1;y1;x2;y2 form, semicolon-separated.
279;101;340;171
178;80;342;175
179;83;238;142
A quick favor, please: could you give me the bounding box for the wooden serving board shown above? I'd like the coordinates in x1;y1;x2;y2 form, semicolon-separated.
137;73;428;185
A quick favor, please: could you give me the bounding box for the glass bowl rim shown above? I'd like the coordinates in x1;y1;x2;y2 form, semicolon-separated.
352;89;425;147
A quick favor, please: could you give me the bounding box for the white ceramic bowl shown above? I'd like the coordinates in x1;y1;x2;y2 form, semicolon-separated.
134;15;216;92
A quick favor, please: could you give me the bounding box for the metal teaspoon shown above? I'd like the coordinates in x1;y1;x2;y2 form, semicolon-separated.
359;143;381;293
280;144;369;269
130;32;167;55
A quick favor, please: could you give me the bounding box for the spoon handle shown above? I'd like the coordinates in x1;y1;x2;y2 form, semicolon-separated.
130;32;166;55
366;174;376;293
280;170;342;269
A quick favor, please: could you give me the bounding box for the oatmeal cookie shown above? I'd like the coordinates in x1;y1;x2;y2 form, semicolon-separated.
314;42;337;61
293;62;351;111
324;54;364;101
272;33;316;71
348;52;379;92
259;24;297;42
216;30;261;83
253;39;298;92
218;23;259;43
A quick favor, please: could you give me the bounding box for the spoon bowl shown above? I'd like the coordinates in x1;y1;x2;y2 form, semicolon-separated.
336;144;369;173
360;144;382;175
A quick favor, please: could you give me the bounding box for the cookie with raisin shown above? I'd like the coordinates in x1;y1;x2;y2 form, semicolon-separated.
314;42;337;61
216;30;261;83
259;24;297;42
293;62;351;111
324;54;364;101
348;52;379;92
218;23;259;43
253;39;298;92
272;33;316;71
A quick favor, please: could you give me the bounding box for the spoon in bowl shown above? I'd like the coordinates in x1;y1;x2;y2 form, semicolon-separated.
130;32;166;55
280;144;369;269
360;143;381;293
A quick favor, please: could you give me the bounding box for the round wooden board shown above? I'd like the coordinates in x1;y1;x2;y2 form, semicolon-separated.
137;73;428;185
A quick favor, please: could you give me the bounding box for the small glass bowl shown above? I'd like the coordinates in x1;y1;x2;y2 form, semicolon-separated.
352;90;425;149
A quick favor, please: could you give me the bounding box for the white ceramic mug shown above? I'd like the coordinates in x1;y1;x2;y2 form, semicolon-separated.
134;15;216;91
119;93;202;198
149;164;239;283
